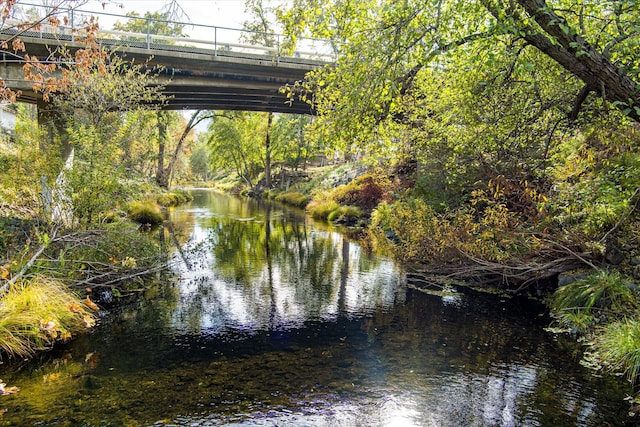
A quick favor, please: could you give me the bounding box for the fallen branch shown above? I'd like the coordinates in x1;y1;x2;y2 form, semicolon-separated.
77;263;169;289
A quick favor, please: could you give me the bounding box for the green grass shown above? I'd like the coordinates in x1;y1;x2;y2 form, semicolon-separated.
307;199;340;220
595;318;640;384
327;205;362;222
155;190;193;207
274;191;309;208
126;200;164;226
550;270;637;331
0;278;96;359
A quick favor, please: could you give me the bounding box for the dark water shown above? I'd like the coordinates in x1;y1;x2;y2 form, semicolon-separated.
0;189;634;426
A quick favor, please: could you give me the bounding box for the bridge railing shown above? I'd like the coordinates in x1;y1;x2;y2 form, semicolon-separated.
7;2;336;63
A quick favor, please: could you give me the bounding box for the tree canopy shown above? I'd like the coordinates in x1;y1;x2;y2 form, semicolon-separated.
279;0;640;154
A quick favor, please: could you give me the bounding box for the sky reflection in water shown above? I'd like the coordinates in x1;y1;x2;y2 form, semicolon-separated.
0;190;632;426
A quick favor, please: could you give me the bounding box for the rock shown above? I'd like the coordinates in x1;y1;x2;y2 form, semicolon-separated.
604;235;625;265
634;265;640;280
557;270;591;287
630;256;640;266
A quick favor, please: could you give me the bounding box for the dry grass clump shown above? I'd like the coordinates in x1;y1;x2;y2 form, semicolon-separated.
0;277;97;359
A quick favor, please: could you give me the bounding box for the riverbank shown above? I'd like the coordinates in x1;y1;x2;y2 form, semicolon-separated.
0;186;192;360
209;163;640;415
0;188;632;426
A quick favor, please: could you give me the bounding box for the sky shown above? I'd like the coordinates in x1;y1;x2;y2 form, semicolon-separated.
83;0;258;31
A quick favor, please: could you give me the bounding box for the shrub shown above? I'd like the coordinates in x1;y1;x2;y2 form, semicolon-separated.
331;174;389;213
369;198;521;263
0;278;96;359
127;200;164;226
37;222;162;289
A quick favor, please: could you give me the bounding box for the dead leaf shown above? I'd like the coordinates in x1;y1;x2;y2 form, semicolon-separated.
0;382;19;396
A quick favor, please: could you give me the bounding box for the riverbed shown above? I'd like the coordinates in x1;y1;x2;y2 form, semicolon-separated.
0;189;633;426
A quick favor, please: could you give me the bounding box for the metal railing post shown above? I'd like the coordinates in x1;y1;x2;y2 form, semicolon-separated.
214;27;217;57
146;19;151;49
70;8;74;42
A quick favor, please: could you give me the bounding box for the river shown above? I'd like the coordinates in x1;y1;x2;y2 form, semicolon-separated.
0;189;634;426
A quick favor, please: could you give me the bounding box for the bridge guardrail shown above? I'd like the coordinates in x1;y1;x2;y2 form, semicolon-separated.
5;2;336;63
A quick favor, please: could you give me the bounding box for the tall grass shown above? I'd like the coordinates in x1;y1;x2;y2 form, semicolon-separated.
327;205;362;222
0;278;96;359
307;199;340;220
595;318;640;384
274;191;309;208
550;271;637;333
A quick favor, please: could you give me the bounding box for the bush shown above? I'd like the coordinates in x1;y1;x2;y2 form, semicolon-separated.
0;278;96;359
330;174;389;213
37;222;163;290
127;200;164;226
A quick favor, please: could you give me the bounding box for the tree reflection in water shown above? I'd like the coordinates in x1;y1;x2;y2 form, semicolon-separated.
0;190;631;426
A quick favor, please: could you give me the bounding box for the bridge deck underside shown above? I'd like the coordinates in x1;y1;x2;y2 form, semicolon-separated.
2;35;321;115
162;86;311;114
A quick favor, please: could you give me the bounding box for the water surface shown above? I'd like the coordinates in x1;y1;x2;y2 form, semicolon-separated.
0;190;633;426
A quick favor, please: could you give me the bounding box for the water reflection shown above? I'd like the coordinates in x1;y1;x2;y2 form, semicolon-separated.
0;190;633;426
169;191;400;337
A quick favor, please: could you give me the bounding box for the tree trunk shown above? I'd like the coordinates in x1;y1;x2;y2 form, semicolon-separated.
264;112;273;189
163;110;211;189
485;0;640;122
156;111;169;188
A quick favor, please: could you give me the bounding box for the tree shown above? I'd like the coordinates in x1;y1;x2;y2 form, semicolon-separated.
0;1;91;103
47;47;167;225
112;10;187;42
279;0;640;144
483;0;639;121
207;111;270;190
271;114;316;171
190;135;211;181
241;0;279;48
163;110;214;188
113;9;194;189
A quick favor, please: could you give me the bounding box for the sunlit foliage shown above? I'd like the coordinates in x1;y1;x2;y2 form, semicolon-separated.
0;277;96;359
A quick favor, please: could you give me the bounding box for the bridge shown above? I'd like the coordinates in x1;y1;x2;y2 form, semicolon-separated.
0;3;334;115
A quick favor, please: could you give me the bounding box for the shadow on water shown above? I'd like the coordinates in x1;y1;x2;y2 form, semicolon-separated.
0;190;634;426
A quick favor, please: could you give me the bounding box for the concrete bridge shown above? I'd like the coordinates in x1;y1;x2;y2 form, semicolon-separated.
1;5;333;114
